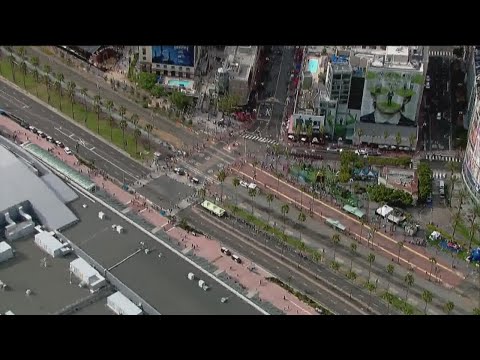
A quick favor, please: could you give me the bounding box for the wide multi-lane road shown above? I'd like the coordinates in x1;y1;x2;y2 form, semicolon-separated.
23;46;196;148
0;79;149;184
182;206;399;315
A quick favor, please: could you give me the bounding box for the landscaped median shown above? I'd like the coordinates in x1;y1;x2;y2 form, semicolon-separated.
0;56;150;160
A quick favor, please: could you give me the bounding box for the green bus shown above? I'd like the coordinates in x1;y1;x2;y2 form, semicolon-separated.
201;200;226;217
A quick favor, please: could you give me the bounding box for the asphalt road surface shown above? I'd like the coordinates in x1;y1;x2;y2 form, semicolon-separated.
0;79;150;184
182;206;399;315
24;46;197;148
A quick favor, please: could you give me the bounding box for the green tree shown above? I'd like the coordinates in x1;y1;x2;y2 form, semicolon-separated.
119;105;127;123
386;264;395;294
248;187;257;214
395;132;402;148
332;233;340;261
397;241;404;263
367;253;375;284
383;130;389;143
170;90;191;112
448;175;459;206
319;125;326;140
232;177;240;207
8;53;16;83
105;100;115;140
17;46;26;59
119;119;128;149
197;187;206;201
473;308;480;315
409;133;416;150
130;113;139;128
281;204;290;233
93;95;102;133
385;292;395;315
349;243;357;273
19;61;27;89
133;128;141;153
80;87;88;122
306;124;314;139
346;270;357;299
217;170;227;203
356;127;364;146
32;68;40;96
297;211;307;242
145;123;154;149
468;203;480;250
366;281;377;310
67;81;76;119
43;74;51;103
217;94;240;114
266;193;274;223
330;260;341;273
422;290;433;315
137;72;157;91
451;213;462;243
444;301;455;315
54;80;63;110
404;272;415;304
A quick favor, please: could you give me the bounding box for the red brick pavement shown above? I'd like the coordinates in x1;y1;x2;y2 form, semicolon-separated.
0;116;312;315
234;163;466;288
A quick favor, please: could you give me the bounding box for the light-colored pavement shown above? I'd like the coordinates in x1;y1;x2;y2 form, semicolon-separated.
0;116;316;315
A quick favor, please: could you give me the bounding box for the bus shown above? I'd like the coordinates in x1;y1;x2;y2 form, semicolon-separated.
439;180;445;198
201;200;226;217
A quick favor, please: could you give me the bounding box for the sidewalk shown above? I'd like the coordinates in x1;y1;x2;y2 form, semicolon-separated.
233;162;467;288
0;116;314;315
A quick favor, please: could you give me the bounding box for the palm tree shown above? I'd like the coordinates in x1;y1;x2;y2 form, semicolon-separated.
54;81;62;110
19;61;27;88
248;187;257;214
367;253;375;283
30;56;39;70
105;100;114;140
197;187;206;201
468;222;480;253
445;161;460;179
330;260;340;273
130;113;139;128
449;175;459;206
266;193;274;223
66;81;76;118
456;188;467;216
133;128;141;153
444;301;455;315
386;264;395;294
80;87;88;122
346;270;357;299
56;73;64;95
145;123;154;149
383;130;389;144
17;46;26;59
31;68;40;96
356;127;364;146
404;272;415;304
397;241;404;263
366;281;377;310
385;292;395;315
281;204;289;233
43;64;51;81
395;132;402;148
331;233;340;261
297;211;306;242
232;178;240;207
422;290;433;315
451;213;462;243
119;105;127;123
43;74;51;103
428;257;437;282
409;133;416;150
8;53;16;83
349;243;357;272
217;170;227;203
119;120;128;149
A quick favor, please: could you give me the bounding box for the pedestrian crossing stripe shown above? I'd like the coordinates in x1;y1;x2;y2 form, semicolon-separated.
429;50;453;57
243;134;278;145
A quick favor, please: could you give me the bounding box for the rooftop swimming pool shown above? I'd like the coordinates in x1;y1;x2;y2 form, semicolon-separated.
167;79;193;88
308;58;319;74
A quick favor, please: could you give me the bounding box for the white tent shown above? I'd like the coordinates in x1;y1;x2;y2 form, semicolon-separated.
376;205;394;218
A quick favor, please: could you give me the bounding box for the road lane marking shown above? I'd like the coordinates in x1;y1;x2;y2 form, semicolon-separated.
288;299;312;315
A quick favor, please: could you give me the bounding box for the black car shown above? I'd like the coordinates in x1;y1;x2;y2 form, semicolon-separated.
20;122;29;129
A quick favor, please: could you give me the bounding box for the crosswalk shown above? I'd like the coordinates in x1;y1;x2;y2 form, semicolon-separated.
425;154;462;162
243;133;279;145
429;50;453;58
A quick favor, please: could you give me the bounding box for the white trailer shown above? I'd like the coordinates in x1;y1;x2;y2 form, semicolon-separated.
34;232;72;258
69;257;106;293
0;242;14;263
107;291;142;315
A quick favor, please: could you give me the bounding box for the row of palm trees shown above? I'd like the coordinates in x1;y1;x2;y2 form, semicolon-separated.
224;172;457;314
356;127;417;149
4;47;156;154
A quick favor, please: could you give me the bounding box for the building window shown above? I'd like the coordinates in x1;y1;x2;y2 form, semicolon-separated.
170;65;175;69
179;66;183;70
142;48;146;55
163;70;168;76
143;56;146;61
156;70;160;75
164;64;167;69
361;46;366;49
171;71;176;77
185;73;190;79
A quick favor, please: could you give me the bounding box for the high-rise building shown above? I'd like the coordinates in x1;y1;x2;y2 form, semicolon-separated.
138;46;202;78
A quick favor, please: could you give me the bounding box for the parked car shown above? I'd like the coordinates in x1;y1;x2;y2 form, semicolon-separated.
231;254;242;264
240;180;249;188
220;247;232;256
64;147;73;155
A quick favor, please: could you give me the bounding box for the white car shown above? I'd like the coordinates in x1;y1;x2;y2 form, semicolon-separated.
64;147;72;155
300;137;307;142
311;137;319;144
287;134;295;141
436;112;442;121
248;183;257;190
240;180;249;188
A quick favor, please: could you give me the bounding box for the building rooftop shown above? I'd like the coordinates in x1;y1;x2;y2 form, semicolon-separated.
224;46;258;82
0;137;78;231
61;192;263;315
0;237;94;315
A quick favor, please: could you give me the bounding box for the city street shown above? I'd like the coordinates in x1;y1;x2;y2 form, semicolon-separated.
0;79;150;184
